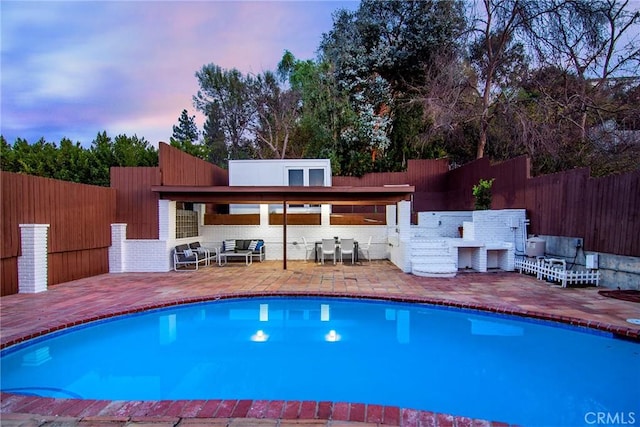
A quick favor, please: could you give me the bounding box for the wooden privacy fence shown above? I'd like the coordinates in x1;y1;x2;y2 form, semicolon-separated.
442;157;639;257
333;159;449;212
1;172;116;296
337;155;638;256
2;149;637;296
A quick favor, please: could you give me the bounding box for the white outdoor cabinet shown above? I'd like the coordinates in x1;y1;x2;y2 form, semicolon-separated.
228;159;332;214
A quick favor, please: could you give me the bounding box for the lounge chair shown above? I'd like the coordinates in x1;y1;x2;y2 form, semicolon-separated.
320;238;336;265
189;242;217;266
340;238;355;264
173;244;207;271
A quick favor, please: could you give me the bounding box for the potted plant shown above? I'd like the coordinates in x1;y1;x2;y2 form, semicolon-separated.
473;178;494;210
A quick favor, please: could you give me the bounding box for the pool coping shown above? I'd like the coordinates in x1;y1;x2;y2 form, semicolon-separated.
2;290;638;427
2;290;638;351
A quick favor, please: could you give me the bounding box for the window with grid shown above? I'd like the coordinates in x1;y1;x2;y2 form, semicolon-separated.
176;209;198;238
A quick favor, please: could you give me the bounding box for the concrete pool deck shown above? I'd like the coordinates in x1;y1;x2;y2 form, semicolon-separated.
1;260;639;426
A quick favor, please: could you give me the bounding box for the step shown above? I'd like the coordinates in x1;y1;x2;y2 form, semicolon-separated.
412;262;458;278
411;247;452;257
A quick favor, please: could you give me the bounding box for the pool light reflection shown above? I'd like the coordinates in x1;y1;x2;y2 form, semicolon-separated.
251;330;269;342
325;329;340;342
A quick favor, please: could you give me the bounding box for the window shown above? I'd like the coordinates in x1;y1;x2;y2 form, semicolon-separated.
288;169;304;207
176;208;198;238
288;169;304;186
309;168;324;186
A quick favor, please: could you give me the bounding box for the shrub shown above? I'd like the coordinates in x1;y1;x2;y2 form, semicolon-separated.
473;178;494;210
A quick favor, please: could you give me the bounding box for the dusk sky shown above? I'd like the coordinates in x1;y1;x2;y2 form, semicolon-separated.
1;0;359;147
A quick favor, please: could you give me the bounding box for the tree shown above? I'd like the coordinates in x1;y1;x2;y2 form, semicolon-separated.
278;52;355;174
320;0;468;172
172;109;199;143
321;0;467;93
53;138;91;183
202;103;229;168
170;109;206;159
193;65;255;159
112;134;157;167
4;137;58;178
524;0;640;143
88;132;157;186
0;132;157;186
404;50;478;164
479;0;640;175
1;136;18;172
468;0;531;159
251;70;301;159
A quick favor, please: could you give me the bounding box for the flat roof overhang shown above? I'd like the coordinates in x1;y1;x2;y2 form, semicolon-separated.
150;185;415;205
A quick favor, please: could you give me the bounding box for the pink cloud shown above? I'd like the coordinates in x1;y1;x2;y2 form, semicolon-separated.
1;0;358;146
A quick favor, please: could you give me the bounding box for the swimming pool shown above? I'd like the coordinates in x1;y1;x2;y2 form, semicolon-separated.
1;297;638;426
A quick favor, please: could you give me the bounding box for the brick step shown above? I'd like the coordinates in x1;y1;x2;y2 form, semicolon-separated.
411;248;452;256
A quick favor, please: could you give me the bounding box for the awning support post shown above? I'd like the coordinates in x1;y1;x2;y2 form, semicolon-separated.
283;200;287;270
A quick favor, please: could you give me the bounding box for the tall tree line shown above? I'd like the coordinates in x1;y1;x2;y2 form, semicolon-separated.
181;0;638;177
4;0;638;182
0;132;158;186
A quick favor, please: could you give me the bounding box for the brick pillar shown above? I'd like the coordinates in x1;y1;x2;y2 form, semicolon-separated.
386;204;397;227
109;223;127;273
399;201;412;273
18;224;49;294
398;200;411;241
158;200;171;241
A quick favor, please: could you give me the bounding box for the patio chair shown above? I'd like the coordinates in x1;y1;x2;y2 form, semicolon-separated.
360;236;372;262
320;238;336;265
173;244;206;271
301;237;316;262
189;242;217;266
340;238;355;264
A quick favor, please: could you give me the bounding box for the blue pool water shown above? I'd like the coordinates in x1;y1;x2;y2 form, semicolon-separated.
1;297;638;426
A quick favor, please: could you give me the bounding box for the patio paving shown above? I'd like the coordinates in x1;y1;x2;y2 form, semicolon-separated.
1;260;639;426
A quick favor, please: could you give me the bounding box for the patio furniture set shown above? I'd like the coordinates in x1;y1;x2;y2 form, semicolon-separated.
173;239;265;271
302;236;372;265
174;236;372;270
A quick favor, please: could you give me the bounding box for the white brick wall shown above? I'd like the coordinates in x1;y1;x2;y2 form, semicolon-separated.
200;222;389;261
124;239;173;272
472;209;526;246
158;200;171;241
109;200;175;273
108;201;525;276
411;209;525;274
416;211;473;238
109;224;127;273
18;224;49;293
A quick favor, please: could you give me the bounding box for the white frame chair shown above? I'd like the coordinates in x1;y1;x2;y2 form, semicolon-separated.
320;238;336;265
301;237;316;262
360;236;372;262
173;244;207;271
340;238;355;264
189;242;217;266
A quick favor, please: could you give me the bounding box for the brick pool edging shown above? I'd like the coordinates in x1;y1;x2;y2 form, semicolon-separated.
1;290;638;350
0;393;511;426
